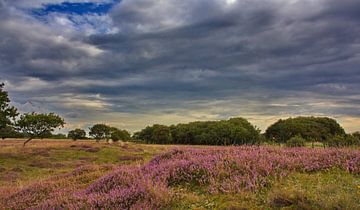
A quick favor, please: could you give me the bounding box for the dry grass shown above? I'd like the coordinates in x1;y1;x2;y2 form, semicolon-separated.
0;139;169;200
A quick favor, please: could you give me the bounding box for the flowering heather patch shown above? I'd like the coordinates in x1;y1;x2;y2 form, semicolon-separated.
2;146;360;209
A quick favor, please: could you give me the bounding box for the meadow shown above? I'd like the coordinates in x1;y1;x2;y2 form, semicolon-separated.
0;139;360;209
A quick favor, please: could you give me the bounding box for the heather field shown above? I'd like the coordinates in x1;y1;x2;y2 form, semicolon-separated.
1;140;360;209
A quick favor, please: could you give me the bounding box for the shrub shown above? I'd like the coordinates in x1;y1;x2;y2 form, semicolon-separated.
325;135;345;147
344;134;360;146
286;136;306;147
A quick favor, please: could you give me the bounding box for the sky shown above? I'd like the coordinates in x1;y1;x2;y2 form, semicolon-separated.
0;0;359;134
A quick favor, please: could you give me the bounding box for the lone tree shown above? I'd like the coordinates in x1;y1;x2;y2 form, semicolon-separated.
17;112;65;146
68;128;86;141
89;124;111;142
0;83;18;130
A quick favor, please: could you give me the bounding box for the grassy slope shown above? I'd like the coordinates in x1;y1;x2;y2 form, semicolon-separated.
0;139;359;209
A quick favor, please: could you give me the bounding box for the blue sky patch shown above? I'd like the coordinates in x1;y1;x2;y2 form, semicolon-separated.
31;1;120;16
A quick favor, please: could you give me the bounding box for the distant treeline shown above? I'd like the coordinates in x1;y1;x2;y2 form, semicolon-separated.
1;83;360;147
1;115;360;147
133;116;360;147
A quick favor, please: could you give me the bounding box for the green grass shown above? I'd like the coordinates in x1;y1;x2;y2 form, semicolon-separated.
0;139;169;186
0;139;359;209
169;169;360;209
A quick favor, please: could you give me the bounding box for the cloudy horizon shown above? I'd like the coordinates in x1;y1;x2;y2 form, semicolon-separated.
1;0;359;133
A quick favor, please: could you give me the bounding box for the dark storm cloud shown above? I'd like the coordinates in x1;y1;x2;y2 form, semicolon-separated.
0;0;360;131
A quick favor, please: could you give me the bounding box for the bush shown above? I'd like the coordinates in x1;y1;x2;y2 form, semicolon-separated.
325;135;345;147
325;134;360;147
286;136;306;147
344;134;360;146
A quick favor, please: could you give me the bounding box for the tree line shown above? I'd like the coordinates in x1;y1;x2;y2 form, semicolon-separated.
1;83;359;147
133;118;261;145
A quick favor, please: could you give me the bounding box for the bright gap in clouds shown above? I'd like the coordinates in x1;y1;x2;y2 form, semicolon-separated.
28;1;121;35
31;1;119;16
225;0;238;5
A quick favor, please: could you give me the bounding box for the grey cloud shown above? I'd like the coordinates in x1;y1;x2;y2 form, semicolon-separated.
1;0;360;132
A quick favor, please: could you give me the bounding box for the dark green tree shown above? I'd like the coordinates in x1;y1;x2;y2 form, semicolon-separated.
265;117;345;145
17;112;65;146
0;83;18;130
110;127;131;142
135;124;172;144
68;128;86;141
89;124;111;142
0;126;22;139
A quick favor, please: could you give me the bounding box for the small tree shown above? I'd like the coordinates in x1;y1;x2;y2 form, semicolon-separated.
68;128;86;141
110;127;131;142
325;135;345;147
344;134;360;147
17;112;65;146
89;124;111;142
0;83;18;129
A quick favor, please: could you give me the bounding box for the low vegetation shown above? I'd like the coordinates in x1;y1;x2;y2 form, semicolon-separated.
1;142;359;209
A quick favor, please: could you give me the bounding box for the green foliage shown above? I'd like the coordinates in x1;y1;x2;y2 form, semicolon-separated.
135;118;260;145
0;83;18;129
89;124;131;142
110;127;131;142
89;124;111;142
38;130;52;139
286;135;306;147
135;124;172;144
68;128;86;140
344;134;360;146
0;126;23;139
325;134;360;147
17;112;65;146
325;135;345;147
353;131;360;141
265;116;345;143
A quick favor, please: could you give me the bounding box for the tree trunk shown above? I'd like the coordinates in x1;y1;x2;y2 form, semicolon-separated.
23;138;32;147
